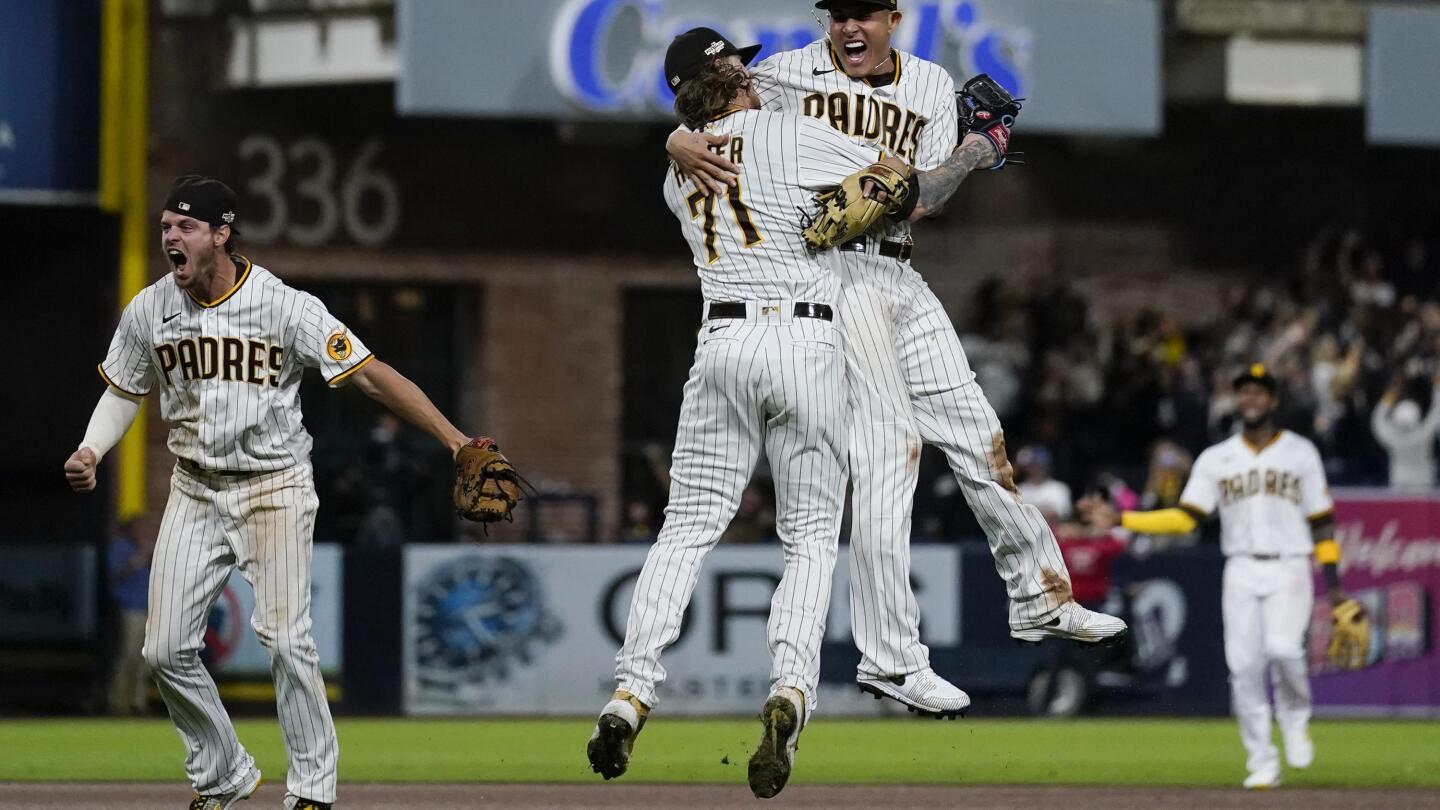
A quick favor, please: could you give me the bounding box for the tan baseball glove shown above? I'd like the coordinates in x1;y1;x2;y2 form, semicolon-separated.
1328;597;1370;670
453;437;524;523
801;162;912;251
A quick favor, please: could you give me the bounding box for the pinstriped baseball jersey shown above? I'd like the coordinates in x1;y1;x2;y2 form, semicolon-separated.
1181;430;1334;557
98;255;373;472
752;39;959;245
662;107;880;304
745;36;1077;658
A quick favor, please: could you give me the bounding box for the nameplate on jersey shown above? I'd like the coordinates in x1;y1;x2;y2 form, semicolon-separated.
800;92;926;164
1219;468;1303;507
155;337;284;388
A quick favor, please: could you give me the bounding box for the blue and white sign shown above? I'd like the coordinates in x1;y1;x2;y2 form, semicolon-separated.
402;544;960;715
398;0;1160;135
0;0;102;204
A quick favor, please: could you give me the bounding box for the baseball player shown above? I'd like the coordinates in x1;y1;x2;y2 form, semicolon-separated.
668;0;1126;718
64;176;476;810
590;27;1022;798
589;30;856;799
1094;365;1360;789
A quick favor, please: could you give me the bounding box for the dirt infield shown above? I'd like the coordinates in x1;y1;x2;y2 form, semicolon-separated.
1;783;1437;809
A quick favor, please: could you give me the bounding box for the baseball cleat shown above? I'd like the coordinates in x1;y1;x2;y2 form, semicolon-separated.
587;693;648;780
1243;768;1281;790
748;690;803;799
1283;730;1314;769
188;768;262;809
1011;601;1128;646
857;668;970;718
283;798;332;810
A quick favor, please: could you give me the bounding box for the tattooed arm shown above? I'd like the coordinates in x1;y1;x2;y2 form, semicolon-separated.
908;133;999;221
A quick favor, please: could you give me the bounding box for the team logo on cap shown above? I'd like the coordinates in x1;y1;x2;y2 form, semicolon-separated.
178;202;191;211
670;75;680;87
222;211;235;224
705;39;725;56
326;331;352;362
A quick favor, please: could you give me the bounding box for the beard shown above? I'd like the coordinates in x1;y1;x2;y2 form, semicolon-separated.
1240;411;1275;431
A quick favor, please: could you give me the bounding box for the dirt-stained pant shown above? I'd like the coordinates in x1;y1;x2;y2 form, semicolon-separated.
837;250;1070;680
143;463;337;803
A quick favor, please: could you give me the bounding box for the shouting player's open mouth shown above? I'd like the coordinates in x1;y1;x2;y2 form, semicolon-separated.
841;38;869;69
167;248;188;271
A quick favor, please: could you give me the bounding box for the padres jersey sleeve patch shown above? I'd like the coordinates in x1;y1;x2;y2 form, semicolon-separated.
99;297;156;397
295;294;373;387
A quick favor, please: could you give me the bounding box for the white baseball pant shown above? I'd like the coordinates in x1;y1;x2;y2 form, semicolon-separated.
1222;555;1314;777
837;251;1070;680
615;304;848;712
143;463;338;802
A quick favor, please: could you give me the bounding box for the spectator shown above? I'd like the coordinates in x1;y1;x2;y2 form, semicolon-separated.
723;483;777;543
1016;445;1072;523
107;520;151;716
1054;492;1129;608
620;499;658;543
1371;377;1440;489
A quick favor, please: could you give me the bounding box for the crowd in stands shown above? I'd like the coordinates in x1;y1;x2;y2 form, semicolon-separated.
629;222;1440;545
322;223;1439;545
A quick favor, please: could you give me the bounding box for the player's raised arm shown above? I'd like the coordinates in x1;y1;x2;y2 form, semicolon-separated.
907;133;1003;219
1088;448;1216;534
344;360;469;458
65;387;144;492
666;127;737;195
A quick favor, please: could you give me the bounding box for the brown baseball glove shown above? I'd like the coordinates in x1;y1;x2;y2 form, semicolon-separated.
453;437;524;523
801;162;912;251
1328;597;1370;670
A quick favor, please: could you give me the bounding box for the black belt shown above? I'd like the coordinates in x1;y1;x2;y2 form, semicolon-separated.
178;458;262;478
839;236;912;261
1244;553;1282;561
707;302;833;321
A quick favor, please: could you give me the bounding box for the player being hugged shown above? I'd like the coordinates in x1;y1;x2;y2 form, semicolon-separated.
668;0;1124;721
1089;365;1367;790
63;176;501;810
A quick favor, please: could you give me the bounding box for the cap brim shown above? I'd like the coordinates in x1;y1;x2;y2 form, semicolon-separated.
736;43;762;66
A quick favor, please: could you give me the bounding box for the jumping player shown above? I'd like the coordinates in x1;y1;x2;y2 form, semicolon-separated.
1093;364;1354;789
591;25;1023;798
64;176;476;810
668;0;1126;718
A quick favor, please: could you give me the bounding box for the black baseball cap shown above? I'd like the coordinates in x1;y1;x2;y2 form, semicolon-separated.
816;0;899;10
1233;363;1278;392
163;175;237;228
664;28;762;93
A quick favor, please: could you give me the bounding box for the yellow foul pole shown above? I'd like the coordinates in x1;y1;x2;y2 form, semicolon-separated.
100;0;149;519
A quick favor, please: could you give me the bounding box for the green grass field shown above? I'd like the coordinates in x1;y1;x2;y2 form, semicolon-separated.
1;718;1436;787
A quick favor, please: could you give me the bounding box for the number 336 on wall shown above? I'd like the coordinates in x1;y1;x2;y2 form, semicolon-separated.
237;135;400;247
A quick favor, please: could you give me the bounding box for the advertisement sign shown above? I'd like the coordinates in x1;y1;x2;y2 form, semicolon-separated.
0;545;98;643
0;0;100;204
398;0;1160;135
1367;6;1440;146
403;545;959;715
1310;491;1440;716
203;544;344;677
